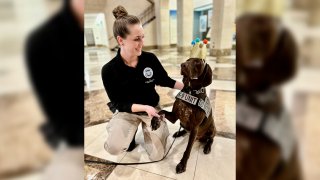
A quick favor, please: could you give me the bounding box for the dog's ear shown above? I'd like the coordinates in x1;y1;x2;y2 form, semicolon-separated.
182;76;189;86
200;64;213;87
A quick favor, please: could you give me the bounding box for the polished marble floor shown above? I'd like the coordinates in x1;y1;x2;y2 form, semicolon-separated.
84;47;236;179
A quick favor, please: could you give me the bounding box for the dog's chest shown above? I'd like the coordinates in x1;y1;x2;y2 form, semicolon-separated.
173;100;200;130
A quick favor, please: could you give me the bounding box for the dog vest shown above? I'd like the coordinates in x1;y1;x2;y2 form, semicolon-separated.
175;87;212;118
237;93;296;161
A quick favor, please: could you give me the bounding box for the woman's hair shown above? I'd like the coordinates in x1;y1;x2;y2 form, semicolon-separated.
112;6;140;39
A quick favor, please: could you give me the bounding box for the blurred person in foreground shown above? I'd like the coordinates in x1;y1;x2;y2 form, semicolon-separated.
236;1;302;179
25;0;84;179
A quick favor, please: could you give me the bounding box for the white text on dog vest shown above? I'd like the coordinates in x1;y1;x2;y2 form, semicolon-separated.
176;91;212;118
176;91;198;105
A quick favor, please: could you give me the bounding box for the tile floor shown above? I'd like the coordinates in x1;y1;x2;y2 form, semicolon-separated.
85;120;235;180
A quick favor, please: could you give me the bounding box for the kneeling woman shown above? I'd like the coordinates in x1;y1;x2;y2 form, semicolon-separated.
102;6;183;160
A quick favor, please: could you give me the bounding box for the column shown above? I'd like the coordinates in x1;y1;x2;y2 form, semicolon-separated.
155;0;170;49
308;0;320;26
104;7;117;49
177;0;194;52
210;0;236;56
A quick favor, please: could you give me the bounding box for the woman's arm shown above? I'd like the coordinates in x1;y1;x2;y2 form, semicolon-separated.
131;104;160;118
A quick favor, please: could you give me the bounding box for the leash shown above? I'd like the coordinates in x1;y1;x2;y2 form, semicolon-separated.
85;126;182;165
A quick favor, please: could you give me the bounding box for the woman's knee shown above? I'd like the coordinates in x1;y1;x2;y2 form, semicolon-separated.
104;140;124;155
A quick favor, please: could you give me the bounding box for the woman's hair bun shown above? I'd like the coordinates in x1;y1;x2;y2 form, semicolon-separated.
112;6;128;19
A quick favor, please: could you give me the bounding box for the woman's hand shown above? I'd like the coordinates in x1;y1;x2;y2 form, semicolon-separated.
174;81;184;90
144;105;160;118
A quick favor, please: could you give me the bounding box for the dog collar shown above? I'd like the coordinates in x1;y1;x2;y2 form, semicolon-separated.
184;86;206;95
192;87;206;95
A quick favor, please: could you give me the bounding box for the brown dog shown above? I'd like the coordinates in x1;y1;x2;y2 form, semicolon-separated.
236;14;302;179
151;58;216;174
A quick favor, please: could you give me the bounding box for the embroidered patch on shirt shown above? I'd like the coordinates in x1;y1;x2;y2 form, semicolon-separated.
143;67;153;78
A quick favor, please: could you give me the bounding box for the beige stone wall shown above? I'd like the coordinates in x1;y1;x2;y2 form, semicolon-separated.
210;0;236;56
143;19;157;47
177;0;194;51
155;0;170;48
85;0;157;49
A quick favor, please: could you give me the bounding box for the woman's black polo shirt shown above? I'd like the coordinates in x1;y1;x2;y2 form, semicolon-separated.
102;49;176;113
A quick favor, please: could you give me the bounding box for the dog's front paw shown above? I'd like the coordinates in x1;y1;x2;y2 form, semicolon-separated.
151;117;161;131
173;131;180;138
176;162;186;174
203;145;211;154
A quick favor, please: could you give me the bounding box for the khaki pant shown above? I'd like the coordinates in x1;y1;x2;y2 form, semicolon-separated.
104;112;170;161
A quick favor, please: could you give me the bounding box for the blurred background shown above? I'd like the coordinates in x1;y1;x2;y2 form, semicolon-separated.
281;1;320;179
236;0;320;179
283;0;320;178
0;0;81;179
